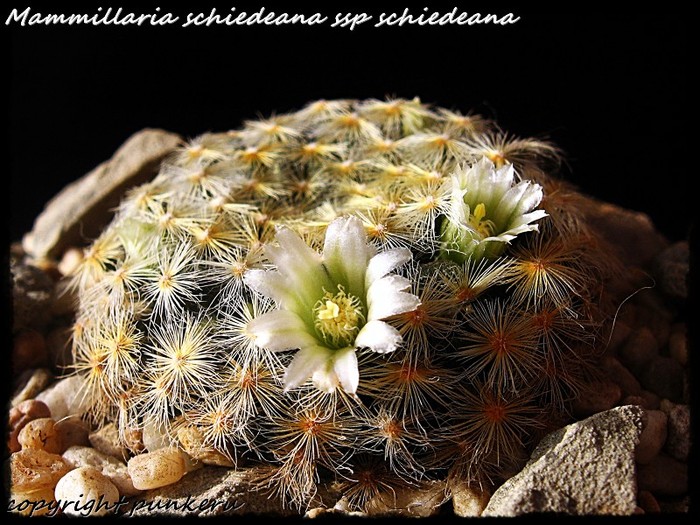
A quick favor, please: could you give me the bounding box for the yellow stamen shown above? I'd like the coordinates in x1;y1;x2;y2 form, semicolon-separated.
313;285;365;348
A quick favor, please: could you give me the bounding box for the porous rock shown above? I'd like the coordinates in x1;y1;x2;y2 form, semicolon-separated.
22;128;182;260
654;241;689;301
11;258;54;333
10;448;71;493
482;405;643;516
450;480;491;517
660;400;690;462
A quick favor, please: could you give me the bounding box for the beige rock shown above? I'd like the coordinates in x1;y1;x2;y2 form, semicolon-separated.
36;375;89;420
142;421;172;451
128;448;187;490
8;487;58;516
54;416;91;451
10;448;70;493
58;247;84;276
365;480;446;517
54;467;121;517
63;445;141;496
450;480;491;517
483;406;644;516
635;410;667;464
23;128;182;260
89;423;127;460
12;368;53;407
18;417;63;454
177;425;236;467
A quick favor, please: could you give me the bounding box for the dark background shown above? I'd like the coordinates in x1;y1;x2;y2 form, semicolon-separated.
7;4;689;243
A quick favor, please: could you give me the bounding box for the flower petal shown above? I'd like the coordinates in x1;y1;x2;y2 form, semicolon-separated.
243;269;294;307
355;320;402;354
247;310;318;352
283;346;333;391
333;347;359;395
322;216;371;297
365;248;412;288
311;368;339;393
265;227;331;306
367;275;421;320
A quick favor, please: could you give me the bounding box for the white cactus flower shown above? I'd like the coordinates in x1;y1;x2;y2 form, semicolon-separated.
243;216;421;395
440;157;547;262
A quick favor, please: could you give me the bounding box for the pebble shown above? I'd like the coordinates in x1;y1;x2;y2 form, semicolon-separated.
51;279;78;317
639;357;683;402
89;423;128;460
13;330;48;373
605;320;632;353
10;448;71;493
637;454;688;496
601;356;641;396
364;480;446;517
11;368;53;407
668;324;687;367
8;399;52;453
58;247;84;276
18;417;63;454
572;380;622;417
63;445;142;496
55;416;91;451
45;326;74;370
637;490;661;513
54;467;121;517
36;375;90;420
127;448;187;490
654;241;689;301
635;410;667;465
142;421;172;451
8;487;58;516
176;425;236;468
618;328;659;375
622;391;660;411
660;400;690;462
450;480;491;517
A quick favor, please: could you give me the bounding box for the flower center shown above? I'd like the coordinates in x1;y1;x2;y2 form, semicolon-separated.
313;285;365;348
468;202;496;238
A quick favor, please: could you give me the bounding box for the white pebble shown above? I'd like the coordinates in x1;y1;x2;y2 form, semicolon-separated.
63;445;141;496
54;467;120;517
36;376;89;420
127;448;186;490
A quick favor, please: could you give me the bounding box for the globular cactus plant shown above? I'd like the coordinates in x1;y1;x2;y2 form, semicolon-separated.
69;98;622;510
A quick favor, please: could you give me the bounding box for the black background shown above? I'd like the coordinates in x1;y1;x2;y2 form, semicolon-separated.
6;4;690;243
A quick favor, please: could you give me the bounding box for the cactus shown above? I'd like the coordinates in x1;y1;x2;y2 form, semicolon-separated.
69;98;622;510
